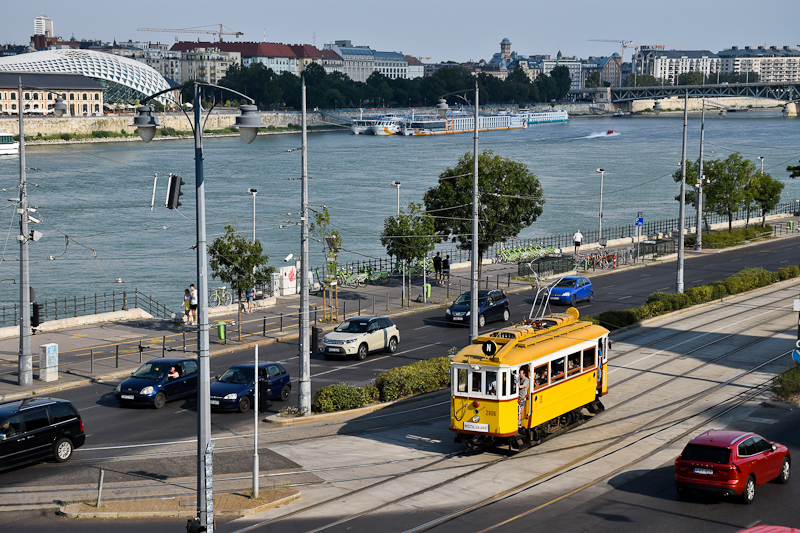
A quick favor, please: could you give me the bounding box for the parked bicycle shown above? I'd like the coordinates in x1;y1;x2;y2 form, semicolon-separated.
210;286;233;307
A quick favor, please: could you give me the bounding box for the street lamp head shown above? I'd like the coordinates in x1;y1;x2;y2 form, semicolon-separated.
435;98;449;116
247;188;258;195
391;181;401;187
131;106;162;143
51;96;66;118
596;169;604;174
235;104;261;144
653;101;663;115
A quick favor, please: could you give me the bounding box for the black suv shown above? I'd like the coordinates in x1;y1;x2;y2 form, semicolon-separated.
0;397;85;470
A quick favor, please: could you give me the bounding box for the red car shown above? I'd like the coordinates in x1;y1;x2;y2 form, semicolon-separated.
674;430;790;503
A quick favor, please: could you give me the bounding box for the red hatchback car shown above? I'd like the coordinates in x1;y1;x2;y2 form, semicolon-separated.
674;430;790;503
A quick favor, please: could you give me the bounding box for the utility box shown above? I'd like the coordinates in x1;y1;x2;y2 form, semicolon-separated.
271;272;281;296
38;343;58;382
279;266;296;296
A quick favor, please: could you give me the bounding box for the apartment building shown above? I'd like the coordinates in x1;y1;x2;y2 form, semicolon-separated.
718;45;800;82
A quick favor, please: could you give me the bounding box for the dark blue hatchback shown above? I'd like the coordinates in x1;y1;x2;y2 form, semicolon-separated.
445;290;510;328
115;357;198;409
210;362;291;413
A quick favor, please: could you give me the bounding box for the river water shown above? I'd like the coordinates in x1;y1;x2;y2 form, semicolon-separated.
0;110;798;308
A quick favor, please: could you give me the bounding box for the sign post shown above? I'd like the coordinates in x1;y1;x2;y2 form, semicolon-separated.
635;214;644;263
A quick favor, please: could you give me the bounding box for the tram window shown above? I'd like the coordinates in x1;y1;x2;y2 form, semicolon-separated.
501;371;508;397
510;370;517;395
533;364;548;389
456;368;467;393
471;372;483;393
583;347;596;369
551;358;565;382
567;352;581;375
486;371;497;396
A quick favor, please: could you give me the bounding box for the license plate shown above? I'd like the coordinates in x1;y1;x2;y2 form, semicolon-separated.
121;395;134;400
463;422;488;432
453;317;463;321
210;400;219;405
693;468;713;475
326;347;342;353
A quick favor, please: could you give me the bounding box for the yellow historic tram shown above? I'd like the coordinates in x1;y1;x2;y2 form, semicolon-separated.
449;307;609;450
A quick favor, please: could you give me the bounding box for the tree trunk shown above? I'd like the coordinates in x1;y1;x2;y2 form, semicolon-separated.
728;213;733;232
746;206;750;228
702;214;711;234
477;252;483;280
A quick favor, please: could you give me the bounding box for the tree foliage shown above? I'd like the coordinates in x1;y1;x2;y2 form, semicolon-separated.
380;203;437;263
423;151;544;275
788;160;800;178
747;172;784;227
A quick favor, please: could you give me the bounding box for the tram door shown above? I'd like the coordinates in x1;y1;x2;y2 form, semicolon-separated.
597;337;608;392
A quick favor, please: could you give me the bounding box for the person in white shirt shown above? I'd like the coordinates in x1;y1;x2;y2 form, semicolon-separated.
189;284;198;325
573;230;583;254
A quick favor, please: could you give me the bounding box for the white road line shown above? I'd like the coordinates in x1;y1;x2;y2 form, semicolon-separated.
413;325;433;330
618;296;632;300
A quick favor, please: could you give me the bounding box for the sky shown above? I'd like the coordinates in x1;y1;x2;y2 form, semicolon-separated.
5;0;799;63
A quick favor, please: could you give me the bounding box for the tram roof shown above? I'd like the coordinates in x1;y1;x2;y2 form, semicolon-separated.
450;308;608;367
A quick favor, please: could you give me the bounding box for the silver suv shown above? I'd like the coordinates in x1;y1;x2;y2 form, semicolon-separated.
321;316;400;360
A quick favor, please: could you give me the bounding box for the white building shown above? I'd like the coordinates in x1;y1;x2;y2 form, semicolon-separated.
34;15;54;38
405;56;424;79
179;47;240;85
717;46;800;83
636;50;720;84
373;51;407;79
541;52;583;90
323;41;375;82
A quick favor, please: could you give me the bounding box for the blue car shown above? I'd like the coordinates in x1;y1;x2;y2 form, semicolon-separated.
210;362;291;413
115;357;198;409
548;276;593;305
445;290;510;328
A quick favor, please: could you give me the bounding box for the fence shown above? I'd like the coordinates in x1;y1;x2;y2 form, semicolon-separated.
0;289;174;328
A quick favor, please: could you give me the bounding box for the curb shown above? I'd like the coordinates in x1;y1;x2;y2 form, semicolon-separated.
762;399;799;410
266;388;450;424
57;491;301;519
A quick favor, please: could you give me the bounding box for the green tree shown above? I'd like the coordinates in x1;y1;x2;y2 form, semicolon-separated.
787;160;800;178
585;71;602;89
309;207;342;281
748;172;784;227
380;203;437;303
549;66;572;101
693;153;756;231
208;225;274;340
423;150;544;277
677;72;704;85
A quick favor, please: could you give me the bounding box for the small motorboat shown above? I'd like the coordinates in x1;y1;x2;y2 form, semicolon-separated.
607;130;616;135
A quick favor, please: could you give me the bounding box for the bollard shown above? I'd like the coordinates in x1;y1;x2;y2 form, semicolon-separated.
139;340;142;363
372;296;375;315
90;349;94;374
224;323;228;345
486;276;489;290
96;469;105;508
162;336;166;357
507;272;511;287
115;345;119;368
263;318;266;337
182;332;186;352
386;292;389;312
358;299;361;316
315;309;318;324
280;313;283;332
343;301;346;318
496;274;499;289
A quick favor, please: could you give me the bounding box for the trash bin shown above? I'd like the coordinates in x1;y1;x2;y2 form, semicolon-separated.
311;326;320;353
424;283;431;298
790;221;794;231
217;321;226;340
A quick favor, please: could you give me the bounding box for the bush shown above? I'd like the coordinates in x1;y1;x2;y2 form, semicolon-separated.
685;285;714;304
312;383;378;413
597;309;640;329
158;127;180;136
688;225;773;249
778;265;800;280
60;133;72;141
375;357;450;402
91;130;112;138
771;364;800;400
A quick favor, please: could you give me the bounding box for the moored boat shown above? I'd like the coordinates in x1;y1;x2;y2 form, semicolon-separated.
521;109;569;125
0;132;19;156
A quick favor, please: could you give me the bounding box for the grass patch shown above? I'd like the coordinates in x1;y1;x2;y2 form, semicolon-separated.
685;224;772;249
772;364;800;401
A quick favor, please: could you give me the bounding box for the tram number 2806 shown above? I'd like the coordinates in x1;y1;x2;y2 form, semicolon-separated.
485;410;496;417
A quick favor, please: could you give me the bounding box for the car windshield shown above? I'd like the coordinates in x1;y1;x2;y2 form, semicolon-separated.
555;279;577;288
454;293;488;306
218;367;254;384
680;444;732;465
132;362;168;380
335;320;369;333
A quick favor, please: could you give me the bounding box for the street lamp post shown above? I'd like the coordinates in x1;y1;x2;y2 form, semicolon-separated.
16;78;66;387
595;169;605;241
133;82;260;533
697;101;706;251
391;181;401;215
758;156;764;173
677;90;689;294
247;188;257;243
391;181;404;305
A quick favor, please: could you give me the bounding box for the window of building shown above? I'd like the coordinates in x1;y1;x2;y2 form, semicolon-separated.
94;104;99;112
69;93;75;100
82;104;88;113
24;92;30;100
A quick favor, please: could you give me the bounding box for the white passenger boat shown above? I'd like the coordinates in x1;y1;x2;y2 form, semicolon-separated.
520;109;569;124
350;118;378;135
401;112;526;136
370;116;403;136
0;132;19;155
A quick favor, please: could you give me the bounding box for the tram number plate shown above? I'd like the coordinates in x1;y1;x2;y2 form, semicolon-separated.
120;395;134;400
693;468;713;475
464;422;489;432
210;400;219;405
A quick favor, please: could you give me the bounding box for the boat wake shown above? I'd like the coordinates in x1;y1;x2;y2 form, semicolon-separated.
585;131;621;138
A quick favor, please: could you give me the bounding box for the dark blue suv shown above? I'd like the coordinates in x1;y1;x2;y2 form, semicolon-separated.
115;357;198;409
210;362;291;412
445;290;510;328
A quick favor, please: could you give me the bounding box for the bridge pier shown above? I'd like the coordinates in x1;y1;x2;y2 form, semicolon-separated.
783;102;799;117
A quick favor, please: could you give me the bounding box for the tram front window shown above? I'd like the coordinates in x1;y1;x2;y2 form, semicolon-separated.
486;371;497;395
471;372;483;393
551;357;565;382
456;368;467;392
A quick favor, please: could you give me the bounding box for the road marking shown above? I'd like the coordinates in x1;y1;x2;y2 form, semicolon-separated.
413;325;432;330
618;296;632;300
70;334;88;339
780;260;788;264
606;285;616;288
693;279;703;283
656;287;669;291
743;417;778;424
306;343;444;380
732;259;741;262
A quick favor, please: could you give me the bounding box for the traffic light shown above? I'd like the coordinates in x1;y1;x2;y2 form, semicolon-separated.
167;173;185;210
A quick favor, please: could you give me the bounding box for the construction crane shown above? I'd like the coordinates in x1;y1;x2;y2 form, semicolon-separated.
589;39;633;63
137;24;243;43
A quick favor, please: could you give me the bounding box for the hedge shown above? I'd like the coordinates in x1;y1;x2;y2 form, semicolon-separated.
772;364;800;400
598;266;799;329
311;357;451;413
685;225;772;249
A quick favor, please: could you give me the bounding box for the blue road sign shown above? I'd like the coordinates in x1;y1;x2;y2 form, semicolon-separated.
793;349;800;365
635;217;644;226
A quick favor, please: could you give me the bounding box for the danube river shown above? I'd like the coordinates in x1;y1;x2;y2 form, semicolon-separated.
0;109;798;307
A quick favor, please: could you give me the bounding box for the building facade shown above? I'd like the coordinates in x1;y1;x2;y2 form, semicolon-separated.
373;51;407;79
0;72;103;116
405;56;424;79
288;44;323;73
179;47;240;85
323;41;375;82
636;49;720;84
717;46;800;82
171;42;297;75
34;15;54;38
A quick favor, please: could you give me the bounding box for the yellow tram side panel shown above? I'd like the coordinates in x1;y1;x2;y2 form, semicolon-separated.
525;370;598;428
451;396;519;437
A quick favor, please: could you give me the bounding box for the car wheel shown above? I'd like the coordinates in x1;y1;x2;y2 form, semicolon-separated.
478;314;486;328
357;343;368;360
54;438;73;463
742;475;756;504
238;395;251;413
502;308;510;322
153;392;166;410
386;337;398;353
588;291;594;303
676;486;689;499
280;384;291;402
779;457;791;484
570;294;577;306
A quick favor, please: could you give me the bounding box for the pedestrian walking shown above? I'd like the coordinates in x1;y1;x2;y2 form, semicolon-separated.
246;286;255;314
183;289;191;325
433;252;442;284
189;284;198;325
442;255;451;285
573;229;584;255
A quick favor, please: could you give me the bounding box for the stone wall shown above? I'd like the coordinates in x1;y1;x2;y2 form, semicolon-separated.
627;96;784;113
0;111;326;137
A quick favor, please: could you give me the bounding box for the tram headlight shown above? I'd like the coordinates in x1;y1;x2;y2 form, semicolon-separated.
472;415;480;423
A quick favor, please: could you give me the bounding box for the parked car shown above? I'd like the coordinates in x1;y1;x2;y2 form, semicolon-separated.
115;357;198;409
321;316;400;360
0;397;85;470
210;362;291;412
546;276;593;306
445;290;510;328
674;430;790;503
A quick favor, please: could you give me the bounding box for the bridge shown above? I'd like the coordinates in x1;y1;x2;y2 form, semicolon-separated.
571;82;800;115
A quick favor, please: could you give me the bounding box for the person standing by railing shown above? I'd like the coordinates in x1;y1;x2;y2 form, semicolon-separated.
189;284;198;325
